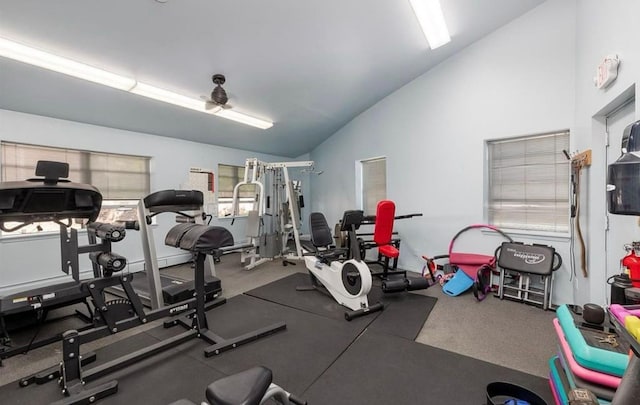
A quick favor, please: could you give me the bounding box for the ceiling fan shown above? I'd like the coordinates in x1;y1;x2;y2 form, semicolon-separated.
201;74;232;111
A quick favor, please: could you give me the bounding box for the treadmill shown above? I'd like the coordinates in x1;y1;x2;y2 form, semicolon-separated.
0;161;102;360
109;190;221;309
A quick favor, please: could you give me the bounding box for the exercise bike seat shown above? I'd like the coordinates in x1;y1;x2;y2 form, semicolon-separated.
206;366;273;405
309;212;347;261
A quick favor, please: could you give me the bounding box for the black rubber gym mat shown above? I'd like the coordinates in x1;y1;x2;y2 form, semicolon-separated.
244;272;437;340
1;304;91;353
245;272;383;322
144;294;369;394
302;330;554;405
0;331;225;405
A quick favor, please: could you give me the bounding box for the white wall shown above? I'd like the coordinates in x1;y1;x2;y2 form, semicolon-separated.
573;0;640;305
310;0;578;304
0;109;311;292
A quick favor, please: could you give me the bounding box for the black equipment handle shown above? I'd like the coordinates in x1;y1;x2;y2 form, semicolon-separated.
361;212;423;224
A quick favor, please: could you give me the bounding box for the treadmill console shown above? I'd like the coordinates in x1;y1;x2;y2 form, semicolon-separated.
0;161;102;230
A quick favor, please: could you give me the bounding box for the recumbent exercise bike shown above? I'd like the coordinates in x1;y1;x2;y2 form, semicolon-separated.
297;210;384;321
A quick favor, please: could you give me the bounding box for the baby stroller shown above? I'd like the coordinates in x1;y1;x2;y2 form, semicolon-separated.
422;224;513;300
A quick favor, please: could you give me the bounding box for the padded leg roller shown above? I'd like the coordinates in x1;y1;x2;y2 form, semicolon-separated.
382;277;430;293
381;278;408;293
406;277;430;291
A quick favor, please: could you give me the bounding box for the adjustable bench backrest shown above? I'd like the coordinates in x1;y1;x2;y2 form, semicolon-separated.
143;189;204;213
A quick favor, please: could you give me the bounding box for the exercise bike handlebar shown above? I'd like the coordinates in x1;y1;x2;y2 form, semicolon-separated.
361;212;423;224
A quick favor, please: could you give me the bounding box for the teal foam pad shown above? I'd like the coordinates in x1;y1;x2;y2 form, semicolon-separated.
549;356;570;404
556;305;628;377
557;349;615;402
442;270;474;296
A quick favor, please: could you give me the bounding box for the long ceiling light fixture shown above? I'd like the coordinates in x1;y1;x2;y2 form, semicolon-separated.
0;37;273;129
408;0;451;50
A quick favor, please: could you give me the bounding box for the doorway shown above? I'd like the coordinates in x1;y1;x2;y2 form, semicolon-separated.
604;97;637;293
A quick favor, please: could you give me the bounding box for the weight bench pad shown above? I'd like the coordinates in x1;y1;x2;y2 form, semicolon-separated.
165;224;234;253
206;366;272;405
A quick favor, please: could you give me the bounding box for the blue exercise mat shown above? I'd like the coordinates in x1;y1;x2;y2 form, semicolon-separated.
442;270;474;296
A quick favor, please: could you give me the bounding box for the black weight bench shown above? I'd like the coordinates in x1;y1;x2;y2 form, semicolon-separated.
496;242;562;310
164;223;286;357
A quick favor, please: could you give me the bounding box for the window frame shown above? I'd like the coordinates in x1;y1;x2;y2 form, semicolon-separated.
484;130;571;237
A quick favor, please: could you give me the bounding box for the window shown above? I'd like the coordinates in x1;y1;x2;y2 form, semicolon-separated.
1;142;150;235
486;131;570;233
361;157;387;215
217;163;256;217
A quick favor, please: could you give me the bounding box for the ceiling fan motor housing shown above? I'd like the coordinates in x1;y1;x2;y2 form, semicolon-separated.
211;74;228;105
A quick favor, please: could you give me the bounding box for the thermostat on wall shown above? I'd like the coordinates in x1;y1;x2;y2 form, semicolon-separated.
594;54;620;89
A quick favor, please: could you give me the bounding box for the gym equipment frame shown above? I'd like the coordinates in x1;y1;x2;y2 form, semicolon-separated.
0;161;107;362
10;164;285;404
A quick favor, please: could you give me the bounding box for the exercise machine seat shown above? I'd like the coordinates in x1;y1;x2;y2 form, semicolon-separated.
165;223;235;253
206;366;273;405
310;212;333;248
373;200;399;259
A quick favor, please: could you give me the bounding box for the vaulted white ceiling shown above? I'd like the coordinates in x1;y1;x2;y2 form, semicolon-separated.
0;0;544;157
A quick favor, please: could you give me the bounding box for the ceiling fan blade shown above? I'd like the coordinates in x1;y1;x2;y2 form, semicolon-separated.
204;101;221;110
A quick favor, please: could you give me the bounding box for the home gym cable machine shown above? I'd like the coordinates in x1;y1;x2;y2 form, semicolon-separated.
230;158;317;265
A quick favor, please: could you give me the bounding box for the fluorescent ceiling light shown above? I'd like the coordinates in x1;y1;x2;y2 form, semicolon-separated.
408;0;451;49
215;109;274;130
0;37;136;91
130;82;206;112
0;37;274;129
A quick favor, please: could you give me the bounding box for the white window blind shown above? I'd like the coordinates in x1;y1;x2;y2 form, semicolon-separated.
1;142;150;199
362;157;386;215
487;131;570;233
217;163;256;217
217;164;255;198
